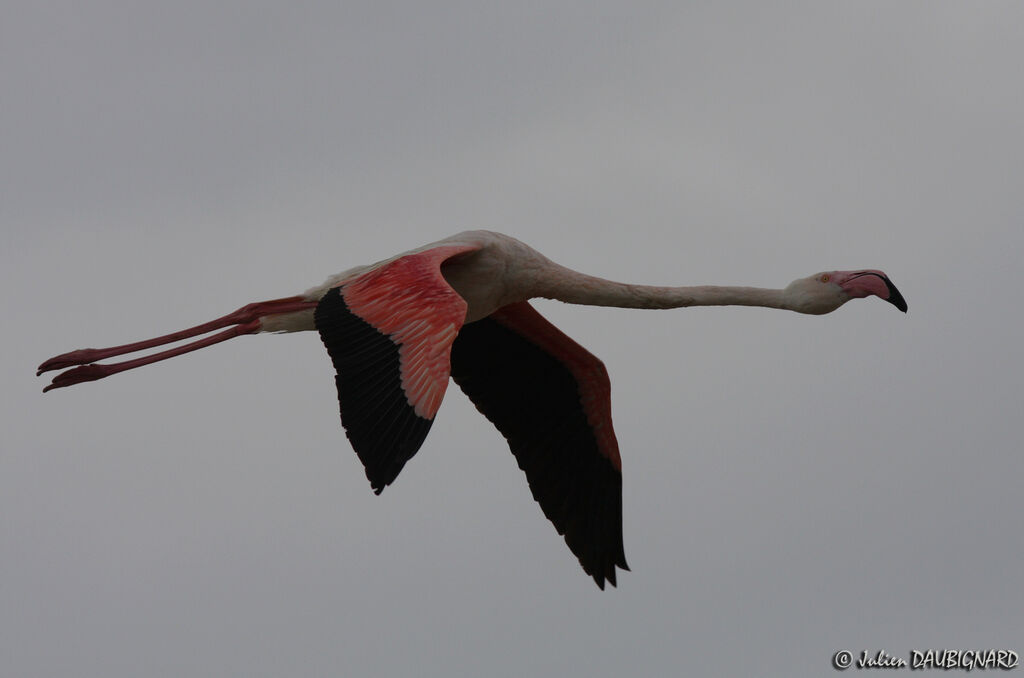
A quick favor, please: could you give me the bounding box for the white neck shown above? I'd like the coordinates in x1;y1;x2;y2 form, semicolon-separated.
534;264;789;311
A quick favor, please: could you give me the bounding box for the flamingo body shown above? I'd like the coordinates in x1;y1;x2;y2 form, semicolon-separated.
38;230;907;589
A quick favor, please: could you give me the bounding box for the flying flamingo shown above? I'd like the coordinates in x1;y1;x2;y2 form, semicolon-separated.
37;230;907;588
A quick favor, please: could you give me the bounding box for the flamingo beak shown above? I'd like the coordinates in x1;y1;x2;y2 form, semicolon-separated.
882;277;908;313
838;271;908;313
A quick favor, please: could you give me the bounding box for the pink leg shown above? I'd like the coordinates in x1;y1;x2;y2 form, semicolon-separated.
38;296;318;392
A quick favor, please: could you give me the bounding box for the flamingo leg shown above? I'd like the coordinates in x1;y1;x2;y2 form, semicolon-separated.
38;296;317;392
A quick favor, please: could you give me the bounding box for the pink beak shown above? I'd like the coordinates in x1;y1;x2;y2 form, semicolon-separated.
837;270;908;312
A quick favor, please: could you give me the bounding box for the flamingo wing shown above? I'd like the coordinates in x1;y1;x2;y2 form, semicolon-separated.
450;301;628;589
314;244;480;493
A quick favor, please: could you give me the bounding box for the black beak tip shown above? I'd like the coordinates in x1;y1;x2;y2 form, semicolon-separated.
884;278;908;313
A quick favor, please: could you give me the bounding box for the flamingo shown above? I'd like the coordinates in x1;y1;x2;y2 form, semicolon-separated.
37;230;907;588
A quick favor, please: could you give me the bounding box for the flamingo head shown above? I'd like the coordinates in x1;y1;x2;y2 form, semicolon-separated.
784;270;908;315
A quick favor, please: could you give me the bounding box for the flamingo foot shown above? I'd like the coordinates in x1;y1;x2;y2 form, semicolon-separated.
42;364;115;392
37;349;110;376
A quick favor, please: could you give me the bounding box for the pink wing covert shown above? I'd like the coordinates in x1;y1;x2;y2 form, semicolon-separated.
315;243;480;493
342;245;478;418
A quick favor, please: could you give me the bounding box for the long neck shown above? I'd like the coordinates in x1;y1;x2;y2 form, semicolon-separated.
534;264;789;311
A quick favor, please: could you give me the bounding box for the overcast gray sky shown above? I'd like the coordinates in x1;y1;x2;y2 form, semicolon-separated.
3;2;1022;676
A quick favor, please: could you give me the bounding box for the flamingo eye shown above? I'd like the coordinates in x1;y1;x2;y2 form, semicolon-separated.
820;274;831;283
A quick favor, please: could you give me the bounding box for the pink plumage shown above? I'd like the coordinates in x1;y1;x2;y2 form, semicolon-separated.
341;244;479;418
